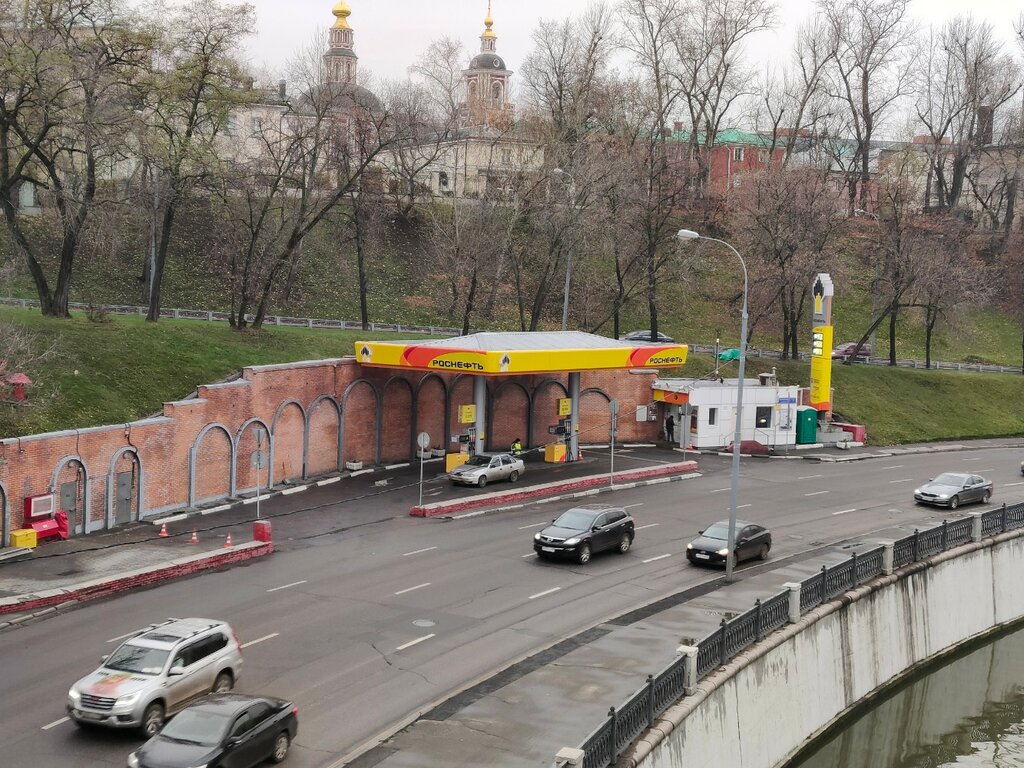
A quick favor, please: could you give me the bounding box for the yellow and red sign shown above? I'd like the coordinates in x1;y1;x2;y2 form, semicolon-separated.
809;324;833;411
354;341;688;375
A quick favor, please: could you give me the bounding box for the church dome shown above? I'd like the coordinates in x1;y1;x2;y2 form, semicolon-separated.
470;52;506;71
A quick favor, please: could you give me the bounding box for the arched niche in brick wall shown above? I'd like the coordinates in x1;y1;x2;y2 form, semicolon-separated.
0;481;8;549
341;379;381;466
381;377;415;463
415;374;448;453
579;387;613;446
50;455;90;536
306;396;342;478
106;447;143;529
189;424;236;508
531;379;568;448
489;380;532;452
271;400;307;486
235;418;273;494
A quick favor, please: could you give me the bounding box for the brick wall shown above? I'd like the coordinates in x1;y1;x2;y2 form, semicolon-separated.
0;359;660;542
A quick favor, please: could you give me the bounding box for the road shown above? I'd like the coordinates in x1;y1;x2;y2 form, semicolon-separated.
1;445;1021;768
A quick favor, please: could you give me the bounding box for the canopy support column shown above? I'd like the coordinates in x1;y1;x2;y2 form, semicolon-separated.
568;372;580;461
474;375;486;455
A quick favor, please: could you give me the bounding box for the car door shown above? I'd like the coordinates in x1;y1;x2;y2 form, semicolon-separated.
736;526;758;561
165;642;200;711
969;476;986;502
229;702;276;768
170;636;217;710
221;710;254;768
487;457;502;482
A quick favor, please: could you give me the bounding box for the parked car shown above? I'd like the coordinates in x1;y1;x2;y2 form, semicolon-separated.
449;452;524;487
67;617;243;737
621;329;675;344
832;342;872;360
686;520;771;567
127;693;298;768
914;472;993;509
534;504;635;564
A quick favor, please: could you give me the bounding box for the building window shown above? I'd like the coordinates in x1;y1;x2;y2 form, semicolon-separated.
755;406;772;429
492;82;502;102
438;171;450;188
250;117;263;137
758;149;768;164
733;147;744;162
225;115;238;136
708;408;717;426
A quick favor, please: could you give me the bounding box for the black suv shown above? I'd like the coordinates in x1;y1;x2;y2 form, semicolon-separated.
534;504;635;564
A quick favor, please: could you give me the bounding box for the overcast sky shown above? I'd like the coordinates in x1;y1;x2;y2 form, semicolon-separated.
237;0;1021;87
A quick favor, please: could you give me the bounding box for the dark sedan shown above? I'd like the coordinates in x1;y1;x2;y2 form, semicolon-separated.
621;330;675;344
534;504;634;564
127;693;298;768
914;472;993;509
686;520;771;567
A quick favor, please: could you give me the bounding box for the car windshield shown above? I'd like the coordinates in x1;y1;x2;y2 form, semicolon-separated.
105;643;170;675
932;473;966;485
465;456;491;467
701;523;731;540
553;509;597;531
158;709;232;746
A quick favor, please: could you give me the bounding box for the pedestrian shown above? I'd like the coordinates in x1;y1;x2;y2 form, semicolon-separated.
511;437;523;457
665;414;675;443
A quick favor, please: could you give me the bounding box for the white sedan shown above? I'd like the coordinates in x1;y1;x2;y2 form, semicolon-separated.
449;453;525;487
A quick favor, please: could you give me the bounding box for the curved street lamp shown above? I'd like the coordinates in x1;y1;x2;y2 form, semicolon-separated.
677;228;748;583
553;168;576;332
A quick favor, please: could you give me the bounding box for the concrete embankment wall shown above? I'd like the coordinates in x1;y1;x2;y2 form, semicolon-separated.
639;533;1024;768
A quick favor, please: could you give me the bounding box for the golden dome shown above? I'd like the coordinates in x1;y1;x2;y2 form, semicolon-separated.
332;0;351;30
482;1;496;39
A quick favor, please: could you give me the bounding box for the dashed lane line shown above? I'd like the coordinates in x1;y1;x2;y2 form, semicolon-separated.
394;583;431;596
402;546;438;557
624;503;645;508
41;717;69;731
643;554;673;563
797;474;823;480
635;523;660;530
241;633;279;649
804;490;830;497
889;478;914;484
832;508;858;516
518;521;548;530
395;634;435;651
528;587;562;600
266;580;307;593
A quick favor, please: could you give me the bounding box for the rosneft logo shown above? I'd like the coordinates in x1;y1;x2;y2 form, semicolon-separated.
430;359;485;371
628;346;686;367
647;355;684;365
359;345;371;363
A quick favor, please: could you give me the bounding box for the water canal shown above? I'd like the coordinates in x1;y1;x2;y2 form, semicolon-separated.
787;623;1024;768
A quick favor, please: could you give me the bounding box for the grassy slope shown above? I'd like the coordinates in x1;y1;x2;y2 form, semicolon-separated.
2;307;1022;444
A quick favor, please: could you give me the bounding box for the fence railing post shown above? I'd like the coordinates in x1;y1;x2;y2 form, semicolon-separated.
912;529;919;562
677;644;699;695
608;707;618;763
941;519;948;551
1002;503;1008;533
753;598;763;642
851;551;859;588
718;618;728;667
784;582;801;622
970;512;983;542
819;565;827;604
882;542;894;575
646;674;655;727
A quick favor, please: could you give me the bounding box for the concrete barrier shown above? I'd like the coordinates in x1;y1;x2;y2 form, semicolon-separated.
626;531;1024;768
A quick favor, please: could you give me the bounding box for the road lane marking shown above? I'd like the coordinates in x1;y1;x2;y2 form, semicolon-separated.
798;474;823;480
889;478;914;484
402;546;438;556
395;634;435;651
832;508;858;516
519;521;548;529
528;587;561;600
522;552;537;558
624;503;645;508
241;633;279;649
266;580;307;593
963;458;982;461
708;488;731;494
976;468;994;472
107;629;143;643
394;583;431;596
737;504;752;509
882;465;904;469
635;523;660;530
643;554;672;563
1005;482;1024;487
804;490;829;497
41;717;69;730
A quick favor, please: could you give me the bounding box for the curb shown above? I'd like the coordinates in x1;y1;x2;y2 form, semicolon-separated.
0;541;273;620
409;461;700;517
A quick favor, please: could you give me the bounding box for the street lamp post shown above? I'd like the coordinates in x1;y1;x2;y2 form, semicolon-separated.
677;229;748;583
552;168;576;331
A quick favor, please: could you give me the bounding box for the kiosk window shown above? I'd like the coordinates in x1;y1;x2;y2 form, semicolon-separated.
708;408;717;426
755;407;772;428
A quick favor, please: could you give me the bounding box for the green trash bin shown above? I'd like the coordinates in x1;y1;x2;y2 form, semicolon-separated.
796;407;818;444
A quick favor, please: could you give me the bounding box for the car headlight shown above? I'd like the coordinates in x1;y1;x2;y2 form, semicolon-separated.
534;533;542;541
116;691;142;706
127;753;139;768
564;537;581;546
68;688;81;703
717;548;729;556
686;543;693;550
936;493;949;499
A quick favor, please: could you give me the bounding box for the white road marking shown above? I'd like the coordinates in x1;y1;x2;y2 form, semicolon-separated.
889;478;914;484
266;580;307;593
41;717;69;730
623;503;645;508
832;508;858;516
402;546;438;557
528;587;562;600
798;474;823;480
281;486;306;495
963;458;982;461
452;510;486;519
708;488;731;494
976;468;994;472
395;633;435;651
519;521;548;529
394;582;431;596
1004;482;1024;487
107;629;143;643
241;633;279;649
737;504;752;509
643;554;672;563
805;490;830;497
635;523;660;530
522;552;537;558
882;465;904;469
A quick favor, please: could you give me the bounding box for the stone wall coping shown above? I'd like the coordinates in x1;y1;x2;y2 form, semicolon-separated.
245;358;350;374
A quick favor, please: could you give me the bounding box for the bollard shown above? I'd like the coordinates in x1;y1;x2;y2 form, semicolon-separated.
882;542;894;575
970;512;983;543
677;645;699;695
784;582;802;623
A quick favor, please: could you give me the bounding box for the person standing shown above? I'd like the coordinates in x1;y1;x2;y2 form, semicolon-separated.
511;438;523;457
665;414;675;443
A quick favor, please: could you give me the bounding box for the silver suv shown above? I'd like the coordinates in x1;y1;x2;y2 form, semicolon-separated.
67;617;243;737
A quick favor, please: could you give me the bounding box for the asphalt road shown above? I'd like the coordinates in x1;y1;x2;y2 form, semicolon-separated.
1;445;1021;768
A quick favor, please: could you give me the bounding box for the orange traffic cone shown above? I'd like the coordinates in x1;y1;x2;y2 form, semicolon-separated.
223;532;233;548
158;523;169;537
190;530;198;544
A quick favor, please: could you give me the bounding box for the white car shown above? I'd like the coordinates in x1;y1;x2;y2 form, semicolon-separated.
449;453;525;487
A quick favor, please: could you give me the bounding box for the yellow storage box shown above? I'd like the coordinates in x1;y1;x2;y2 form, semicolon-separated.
544;443;567;463
10;528;37;548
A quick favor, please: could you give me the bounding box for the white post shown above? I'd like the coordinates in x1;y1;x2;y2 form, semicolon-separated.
677;644;699;695
784;582;802;623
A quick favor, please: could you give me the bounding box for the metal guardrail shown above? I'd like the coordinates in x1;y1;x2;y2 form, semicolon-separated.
0;297;461;337
577;501;1024;768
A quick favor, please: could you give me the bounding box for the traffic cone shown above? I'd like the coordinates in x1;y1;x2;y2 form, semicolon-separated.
224;532;233;548
190;530;198;544
158;523;169;537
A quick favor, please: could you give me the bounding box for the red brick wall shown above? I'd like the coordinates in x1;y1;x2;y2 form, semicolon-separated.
490;381;530;452
194;427;232;504
274;403;306;483
236;422;270;493
447;376;475;446
415;374;447;453
531;379;567;446
380;379;414;462
342;380;377;465
306;399;341;477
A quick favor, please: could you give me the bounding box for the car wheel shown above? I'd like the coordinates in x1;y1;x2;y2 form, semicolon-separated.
270;732;291;763
982;489;992;504
758;544;770;561
617;534;632;554
477;475;488;488
213;671;233;693
949;495;959;510
509;470;520;482
577;543;592;565
140;702;164;738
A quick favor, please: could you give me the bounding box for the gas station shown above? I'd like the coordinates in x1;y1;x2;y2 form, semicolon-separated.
355;331;688;469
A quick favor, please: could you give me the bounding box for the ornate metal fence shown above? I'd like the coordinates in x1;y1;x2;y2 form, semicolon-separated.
574;502;1024;768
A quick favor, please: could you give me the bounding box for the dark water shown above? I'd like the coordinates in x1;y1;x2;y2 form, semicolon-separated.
787;624;1024;768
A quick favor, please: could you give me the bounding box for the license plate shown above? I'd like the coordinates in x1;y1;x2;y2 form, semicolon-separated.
694;553;710;560
77;711;104;720
541;547;556;553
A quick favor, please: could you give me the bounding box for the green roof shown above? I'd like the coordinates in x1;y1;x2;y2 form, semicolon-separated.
670;128;774;148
